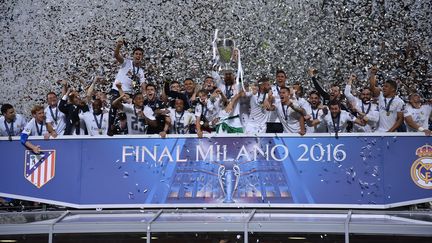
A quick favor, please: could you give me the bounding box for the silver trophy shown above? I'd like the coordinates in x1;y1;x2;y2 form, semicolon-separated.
216;31;236;72
218;162;240;203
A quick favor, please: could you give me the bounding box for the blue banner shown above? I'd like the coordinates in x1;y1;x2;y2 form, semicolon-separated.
0;134;431;208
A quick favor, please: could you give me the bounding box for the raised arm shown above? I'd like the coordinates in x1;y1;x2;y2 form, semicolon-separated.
86;76;102;103
58;88;72;114
115;82;125;98
211;71;223;88
164;80;171;95
114;38;125;64
112;94;126;110
58;79;68;97
344;74;358;104
369;66;380;97
308;68;330;101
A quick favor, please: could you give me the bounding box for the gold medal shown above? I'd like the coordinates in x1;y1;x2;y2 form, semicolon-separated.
99;129;103;135
386;111;390;116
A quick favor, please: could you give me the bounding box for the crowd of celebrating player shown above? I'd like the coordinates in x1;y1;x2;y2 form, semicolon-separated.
1;40;431;153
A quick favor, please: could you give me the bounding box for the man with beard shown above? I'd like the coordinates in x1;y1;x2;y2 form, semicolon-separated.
305;91;327;133
308;68;348;110
79;99;109;136
212;70;244;133
344;74;379;132
143;83;171;137
112;92;157;135
268;87;305;135
321;100;364;137
244;77;271;134
0;104;27;138
369;66;405;132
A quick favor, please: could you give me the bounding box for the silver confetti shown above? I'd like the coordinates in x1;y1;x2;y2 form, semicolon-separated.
1;0;431;117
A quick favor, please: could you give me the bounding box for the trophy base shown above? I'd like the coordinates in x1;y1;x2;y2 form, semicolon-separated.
223;198;235;203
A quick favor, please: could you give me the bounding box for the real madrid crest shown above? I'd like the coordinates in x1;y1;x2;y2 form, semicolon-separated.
410;144;432;189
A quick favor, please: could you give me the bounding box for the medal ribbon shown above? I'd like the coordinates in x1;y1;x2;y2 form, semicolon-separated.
361;102;371;114
49;106;59;124
384;97;395;114
312;108;320;120
282;104;289;121
174;111;185;134
331;112;341;133
4;120;14;136
93;113;104;131
35;120;44;136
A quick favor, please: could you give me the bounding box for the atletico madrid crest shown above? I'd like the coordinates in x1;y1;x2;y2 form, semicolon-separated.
24;150;56;188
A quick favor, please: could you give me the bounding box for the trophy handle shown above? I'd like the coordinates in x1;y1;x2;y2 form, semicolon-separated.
218;165;226;195
233;165;240;193
230;40;236;63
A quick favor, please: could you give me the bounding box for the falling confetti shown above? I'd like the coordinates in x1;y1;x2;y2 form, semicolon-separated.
1;0;431;117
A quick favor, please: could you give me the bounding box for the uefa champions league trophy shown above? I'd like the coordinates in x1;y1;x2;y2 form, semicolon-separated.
218;161;240;203
215;30;236;72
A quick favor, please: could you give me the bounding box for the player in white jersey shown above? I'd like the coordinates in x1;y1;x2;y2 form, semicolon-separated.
344;74;379;132
244;77;271;134
112;40;146;94
212;70;244;133
112;93;156;135
267;70;287;133
305;91;327;133
195;89;222;137
79;100;109;136
0;104;27;138
269;87;305;134
108;39;146;135
292;82;312;114
169;99;195;134
369;66;405;132
404;93;431;136
20;105;57;154
45;91;66;135
321;100;364;136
